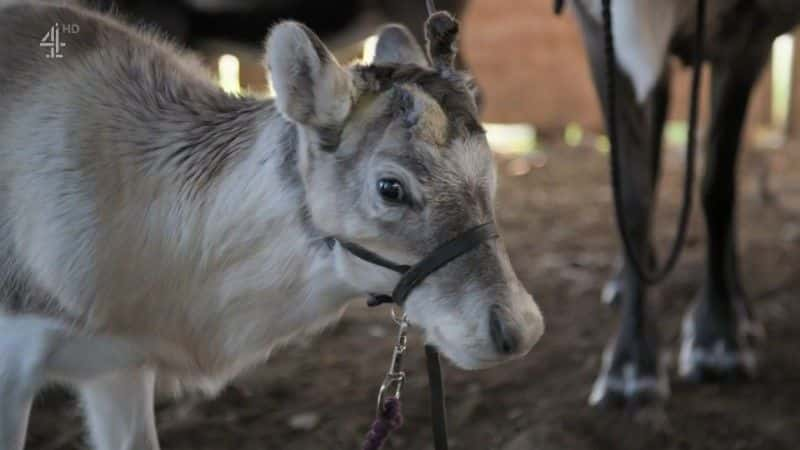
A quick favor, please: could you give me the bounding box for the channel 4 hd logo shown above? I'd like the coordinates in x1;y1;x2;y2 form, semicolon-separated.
40;23;80;59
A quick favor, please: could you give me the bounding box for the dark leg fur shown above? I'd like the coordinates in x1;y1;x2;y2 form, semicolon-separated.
679;46;771;382
573;2;669;406
602;74;668;307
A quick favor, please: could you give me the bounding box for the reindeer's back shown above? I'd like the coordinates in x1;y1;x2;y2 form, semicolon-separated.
0;3;226;319
0;3;110;112
0;2;113;315
0;2;216;127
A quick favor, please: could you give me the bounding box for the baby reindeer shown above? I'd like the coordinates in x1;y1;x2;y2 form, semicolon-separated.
0;3;543;449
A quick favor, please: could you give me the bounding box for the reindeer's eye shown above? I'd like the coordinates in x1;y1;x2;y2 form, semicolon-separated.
377;178;405;204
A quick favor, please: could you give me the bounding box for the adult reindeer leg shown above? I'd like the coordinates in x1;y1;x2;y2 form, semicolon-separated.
679;44;771;382
603;69;669;306
573;2;668;406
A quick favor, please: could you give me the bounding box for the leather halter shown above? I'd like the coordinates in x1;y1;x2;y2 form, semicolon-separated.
329;222;498;306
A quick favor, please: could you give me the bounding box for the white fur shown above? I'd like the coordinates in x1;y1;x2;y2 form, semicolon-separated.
0;105;389;450
576;0;679;102
80;370;160;450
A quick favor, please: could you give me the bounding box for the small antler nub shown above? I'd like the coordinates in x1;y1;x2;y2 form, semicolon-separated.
424;11;459;70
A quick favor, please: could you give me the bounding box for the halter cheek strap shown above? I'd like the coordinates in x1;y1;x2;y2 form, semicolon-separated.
329;222;498;306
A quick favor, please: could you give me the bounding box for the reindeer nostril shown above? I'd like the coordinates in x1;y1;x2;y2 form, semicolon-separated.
489;304;518;355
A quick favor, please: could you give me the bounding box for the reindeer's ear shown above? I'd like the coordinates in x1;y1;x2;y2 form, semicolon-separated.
372;24;428;67
266;22;354;126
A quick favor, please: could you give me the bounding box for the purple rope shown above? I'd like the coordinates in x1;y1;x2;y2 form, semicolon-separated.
361;397;403;450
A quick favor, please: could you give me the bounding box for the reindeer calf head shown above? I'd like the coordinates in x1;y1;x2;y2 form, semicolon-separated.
265;15;543;369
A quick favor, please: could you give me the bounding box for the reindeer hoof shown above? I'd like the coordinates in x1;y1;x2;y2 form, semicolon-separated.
679;342;757;383
588;344;670;408
678;303;759;382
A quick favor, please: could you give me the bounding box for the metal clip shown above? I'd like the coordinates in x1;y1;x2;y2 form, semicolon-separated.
376;311;409;414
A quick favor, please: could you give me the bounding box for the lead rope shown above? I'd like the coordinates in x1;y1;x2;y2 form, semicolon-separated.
425;345;448;450
362;312;408;450
350;224;496;450
361;397;403;450
601;0;705;284
360;320;449;450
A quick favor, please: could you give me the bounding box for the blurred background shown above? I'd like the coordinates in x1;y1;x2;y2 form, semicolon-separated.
27;0;800;449
86;0;798;151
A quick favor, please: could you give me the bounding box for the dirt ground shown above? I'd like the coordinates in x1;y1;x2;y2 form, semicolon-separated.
24;136;800;450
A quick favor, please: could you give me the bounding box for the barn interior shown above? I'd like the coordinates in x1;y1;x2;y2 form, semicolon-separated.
21;1;800;449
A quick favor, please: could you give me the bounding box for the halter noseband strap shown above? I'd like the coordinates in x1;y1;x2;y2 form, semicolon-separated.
329;222;498;306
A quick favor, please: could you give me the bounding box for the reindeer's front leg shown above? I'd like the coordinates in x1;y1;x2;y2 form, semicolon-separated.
80;369;160;450
573;2;668;407
0;315;88;450
0;336;35;450
679;44;771;382
601;68;669;307
0;314;153;450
